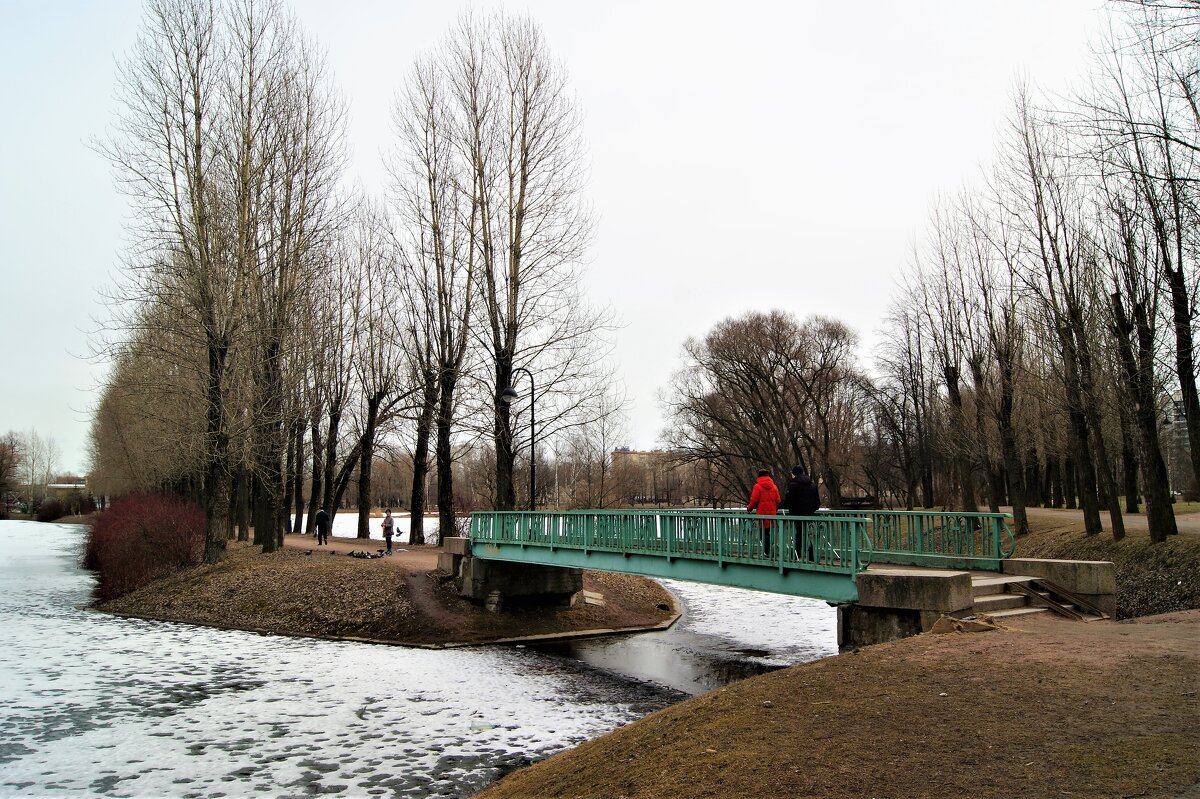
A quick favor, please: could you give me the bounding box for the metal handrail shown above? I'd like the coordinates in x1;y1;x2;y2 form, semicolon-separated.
817;509;1014;564
469;509;869;574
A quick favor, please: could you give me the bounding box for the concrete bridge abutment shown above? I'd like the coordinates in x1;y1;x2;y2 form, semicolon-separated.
442;537;584;611
837;568;974;650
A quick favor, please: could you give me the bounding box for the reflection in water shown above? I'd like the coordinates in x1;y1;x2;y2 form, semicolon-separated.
0;520;835;797
530;578;838;695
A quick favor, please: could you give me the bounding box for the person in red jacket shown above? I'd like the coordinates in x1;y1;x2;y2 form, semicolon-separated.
747;469;781;558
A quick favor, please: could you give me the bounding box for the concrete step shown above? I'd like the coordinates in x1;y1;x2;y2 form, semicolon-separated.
971;575;1033;598
972;593;1030;613
984;606;1049;619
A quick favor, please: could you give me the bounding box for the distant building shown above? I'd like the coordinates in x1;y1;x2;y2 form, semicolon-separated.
1162;393;1194;495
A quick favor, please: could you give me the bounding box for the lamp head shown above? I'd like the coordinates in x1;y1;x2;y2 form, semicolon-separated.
500;386;519;404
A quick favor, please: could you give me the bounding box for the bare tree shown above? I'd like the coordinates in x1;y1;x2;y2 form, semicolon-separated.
100;0;345;560
443;12;605;510
0;433;20;504
1084;4;1200;497
664;311;866;505
1000;88;1124;538
20;429;60;503
390;51;477;540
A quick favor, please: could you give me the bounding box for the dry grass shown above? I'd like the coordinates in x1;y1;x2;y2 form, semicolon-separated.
97;541;677;645
475;611;1200;799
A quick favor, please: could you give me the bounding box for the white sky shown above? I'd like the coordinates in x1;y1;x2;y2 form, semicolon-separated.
0;0;1106;474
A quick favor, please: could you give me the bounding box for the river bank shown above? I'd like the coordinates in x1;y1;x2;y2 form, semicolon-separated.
97;534;678;646
476;609;1200;799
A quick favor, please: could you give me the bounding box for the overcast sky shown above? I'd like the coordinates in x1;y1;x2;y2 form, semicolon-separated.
0;0;1107;474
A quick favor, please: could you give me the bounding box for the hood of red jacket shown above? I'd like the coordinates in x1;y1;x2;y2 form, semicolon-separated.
755;475;777;490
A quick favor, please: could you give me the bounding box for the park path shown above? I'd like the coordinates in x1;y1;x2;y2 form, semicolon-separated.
282;532;441;570
1015;505;1200;535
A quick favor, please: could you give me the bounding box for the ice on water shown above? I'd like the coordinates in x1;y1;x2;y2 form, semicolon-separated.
0;520;836;798
0;522;669;798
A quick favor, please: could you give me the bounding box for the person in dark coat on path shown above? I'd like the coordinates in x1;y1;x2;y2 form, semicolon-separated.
747;469;781;558
782;466;821;560
381;509;395;554
314;508;330;546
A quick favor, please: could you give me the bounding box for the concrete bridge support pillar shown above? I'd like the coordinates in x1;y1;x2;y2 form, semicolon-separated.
444;538;583;609
838;569;974;650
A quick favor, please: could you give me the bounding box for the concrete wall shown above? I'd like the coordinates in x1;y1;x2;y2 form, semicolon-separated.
457;555;583;606
1002;558;1116;617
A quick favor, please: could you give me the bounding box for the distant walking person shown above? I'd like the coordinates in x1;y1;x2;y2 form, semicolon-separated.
747;469;781;557
783;466;821;560
314;508;330;546
382;509;395;554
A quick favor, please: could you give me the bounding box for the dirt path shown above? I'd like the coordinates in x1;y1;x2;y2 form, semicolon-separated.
1018;505;1200;535
282;532;441;571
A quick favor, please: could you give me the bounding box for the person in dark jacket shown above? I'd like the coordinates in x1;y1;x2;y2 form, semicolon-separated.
747;469;781;558
314;508;330;546
782;466;821;560
381;509;395;554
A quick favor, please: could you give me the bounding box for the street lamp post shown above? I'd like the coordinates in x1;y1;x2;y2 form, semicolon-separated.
501;367;535;511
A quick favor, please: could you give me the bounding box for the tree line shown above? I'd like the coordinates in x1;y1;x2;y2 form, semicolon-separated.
665;2;1198;544
90;0;614;562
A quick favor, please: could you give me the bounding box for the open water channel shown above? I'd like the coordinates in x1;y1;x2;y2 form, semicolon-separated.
0;520;836;798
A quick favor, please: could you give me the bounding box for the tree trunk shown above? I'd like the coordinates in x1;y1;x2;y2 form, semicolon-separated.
357;394;382;540
944;365;978;513
321;407;342;513
1058;331;1102;534
436;368;458;544
234;462;251;542
305;420;322;535
1073;326;1125;542
410;376;439;544
227;466;241;541
252;472;274;549
1112;291;1178;542
1165;264;1200;497
1118;403;1140;516
291;423;306;534
1063;454;1078;511
329;439;362;525
282;423;298;538
255;340;286;553
202;337;231;563
1024;448;1042;508
494;361;516;510
997;359;1028;534
409;396;434;546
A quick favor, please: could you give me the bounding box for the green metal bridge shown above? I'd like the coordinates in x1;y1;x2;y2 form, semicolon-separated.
468;508;1016;604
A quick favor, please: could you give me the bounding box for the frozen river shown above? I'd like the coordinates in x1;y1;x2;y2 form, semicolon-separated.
0;520;835;797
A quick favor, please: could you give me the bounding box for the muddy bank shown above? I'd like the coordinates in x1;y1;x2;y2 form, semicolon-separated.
97;539;677;646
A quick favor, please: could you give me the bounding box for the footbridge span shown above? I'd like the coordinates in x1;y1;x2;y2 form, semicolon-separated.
451;509;1113;648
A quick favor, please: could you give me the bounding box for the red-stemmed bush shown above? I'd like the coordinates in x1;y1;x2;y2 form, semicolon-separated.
83;493;206;602
35;498;68;522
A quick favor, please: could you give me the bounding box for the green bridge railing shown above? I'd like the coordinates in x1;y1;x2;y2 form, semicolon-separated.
466;508;1015;602
469;509;867;574
819;509;1016;570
